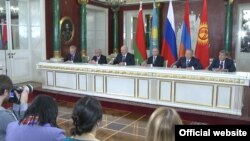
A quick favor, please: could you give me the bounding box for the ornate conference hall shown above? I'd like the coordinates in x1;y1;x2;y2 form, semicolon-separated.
0;0;250;141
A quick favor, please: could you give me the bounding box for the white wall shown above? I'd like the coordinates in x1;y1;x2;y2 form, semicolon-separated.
86;5;108;57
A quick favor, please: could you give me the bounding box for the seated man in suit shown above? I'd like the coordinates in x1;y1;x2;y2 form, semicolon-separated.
113;45;135;66
173;49;202;70
147;48;164;67
89;49;107;64
208;50;236;72
64;45;82;63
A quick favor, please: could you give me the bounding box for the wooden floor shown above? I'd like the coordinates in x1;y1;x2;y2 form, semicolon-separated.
56;100;204;141
57;101;148;141
14;82;250;140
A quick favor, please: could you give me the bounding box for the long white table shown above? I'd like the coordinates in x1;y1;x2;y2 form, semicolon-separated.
37;61;250;115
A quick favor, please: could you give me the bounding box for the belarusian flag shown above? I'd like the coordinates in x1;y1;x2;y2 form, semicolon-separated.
195;0;210;69
134;1;147;64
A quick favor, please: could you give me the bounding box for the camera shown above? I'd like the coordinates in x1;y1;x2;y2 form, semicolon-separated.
8;84;33;104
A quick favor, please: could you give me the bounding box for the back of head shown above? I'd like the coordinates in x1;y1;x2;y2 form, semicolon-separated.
71;96;103;136
0;75;13;95
20;95;58;127
145;107;182;141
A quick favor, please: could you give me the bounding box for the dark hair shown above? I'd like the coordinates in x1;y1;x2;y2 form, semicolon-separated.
219;50;226;54
20;95;58;127
71;96;103;136
0;75;13;95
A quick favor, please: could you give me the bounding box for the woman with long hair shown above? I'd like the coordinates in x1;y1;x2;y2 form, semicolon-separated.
145;107;183;141
64;96;102;141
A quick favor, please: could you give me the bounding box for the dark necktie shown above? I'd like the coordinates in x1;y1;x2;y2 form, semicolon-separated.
122;55;126;62
71;55;74;61
153;56;156;64
186;60;190;67
219;61;223;69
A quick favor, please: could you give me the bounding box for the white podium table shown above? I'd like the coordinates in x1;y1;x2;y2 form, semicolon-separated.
37;62;250;115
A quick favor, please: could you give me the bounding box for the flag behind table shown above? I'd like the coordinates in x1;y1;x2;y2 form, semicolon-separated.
161;0;177;67
0;24;2;50
179;0;191;58
150;2;159;56
195;0;209;69
134;1;147;64
2;22;8;50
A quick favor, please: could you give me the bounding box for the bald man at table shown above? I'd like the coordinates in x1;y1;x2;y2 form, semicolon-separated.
113;45;135;66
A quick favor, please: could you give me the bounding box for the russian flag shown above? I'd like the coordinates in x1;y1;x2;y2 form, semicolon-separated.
179;0;191;58
161;0;177;67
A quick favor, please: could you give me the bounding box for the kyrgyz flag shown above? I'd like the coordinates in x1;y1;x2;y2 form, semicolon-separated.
134;1;147;64
179;0;191;58
161;0;177;67
195;0;210;69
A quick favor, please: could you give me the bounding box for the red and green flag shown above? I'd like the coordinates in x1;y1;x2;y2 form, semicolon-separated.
134;1;147;64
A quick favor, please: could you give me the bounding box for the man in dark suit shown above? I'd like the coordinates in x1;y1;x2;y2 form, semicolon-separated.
90;49;107;64
147;48;164;67
208;50;236;72
64;45;82;63
173;49;202;70
113;45;135;66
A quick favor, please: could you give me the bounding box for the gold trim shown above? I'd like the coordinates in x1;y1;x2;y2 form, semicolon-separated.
159;80;172;102
81;50;86;57
55;72;77;90
94;75;104;93
174;82;214;107
46;71;54;87
216;86;232;109
137;79;149;99
37;64;249;86
78;74;87;91
105;76;136;98
53;51;61;58
78;0;89;4
60;16;74;45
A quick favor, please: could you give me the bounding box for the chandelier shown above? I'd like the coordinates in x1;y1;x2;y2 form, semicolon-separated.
106;0;126;11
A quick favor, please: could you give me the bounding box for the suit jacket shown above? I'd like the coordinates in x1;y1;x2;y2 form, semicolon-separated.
113;53;135;66
175;57;202;70
91;55;107;64
208;58;236;72
64;53;82;63
147;55;164;67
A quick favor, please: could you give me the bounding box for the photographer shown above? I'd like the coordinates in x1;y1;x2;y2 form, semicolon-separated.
0;75;29;141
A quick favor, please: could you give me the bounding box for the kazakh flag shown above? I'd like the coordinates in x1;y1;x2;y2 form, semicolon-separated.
150;2;159;56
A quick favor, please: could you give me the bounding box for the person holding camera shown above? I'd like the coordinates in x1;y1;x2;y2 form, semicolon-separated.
0;75;30;141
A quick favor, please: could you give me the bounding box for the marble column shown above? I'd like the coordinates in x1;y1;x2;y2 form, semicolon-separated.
53;0;61;59
113;10;119;53
79;0;88;61
224;0;234;54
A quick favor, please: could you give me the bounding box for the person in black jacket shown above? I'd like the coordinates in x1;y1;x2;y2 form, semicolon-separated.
173;49;202;70
64;45;82;63
113;45;135;66
147;48;164;67
208;50;236;72
90;49;107;64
